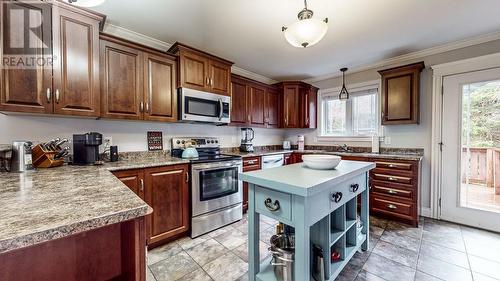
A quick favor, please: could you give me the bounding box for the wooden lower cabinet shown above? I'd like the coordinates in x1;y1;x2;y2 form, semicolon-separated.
113;164;189;246
242;156;262;212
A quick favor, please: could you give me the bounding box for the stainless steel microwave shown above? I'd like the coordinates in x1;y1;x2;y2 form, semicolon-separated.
179;88;231;124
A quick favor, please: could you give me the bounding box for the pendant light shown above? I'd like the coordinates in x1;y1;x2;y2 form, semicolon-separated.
65;0;106;7
282;0;328;48
339;68;349;100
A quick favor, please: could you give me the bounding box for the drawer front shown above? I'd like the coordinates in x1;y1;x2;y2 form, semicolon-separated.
243;156;261;171
375;160;414;172
255;186;292;222
372;184;413;199
330;173;367;210
372;173;412;185
372;195;414;218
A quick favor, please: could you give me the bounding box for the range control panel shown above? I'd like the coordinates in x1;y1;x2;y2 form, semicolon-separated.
171;137;220;149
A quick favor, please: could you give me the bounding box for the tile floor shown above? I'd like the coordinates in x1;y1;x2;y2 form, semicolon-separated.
146;214;500;281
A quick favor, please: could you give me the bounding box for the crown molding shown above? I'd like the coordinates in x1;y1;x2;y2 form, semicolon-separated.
102;23;278;85
231;66;279;85
103;23;173;51
304;30;500;83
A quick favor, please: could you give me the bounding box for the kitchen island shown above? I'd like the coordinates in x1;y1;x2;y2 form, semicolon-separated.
240;160;375;281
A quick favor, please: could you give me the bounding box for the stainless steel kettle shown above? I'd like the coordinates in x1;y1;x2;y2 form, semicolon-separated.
10;141;33;172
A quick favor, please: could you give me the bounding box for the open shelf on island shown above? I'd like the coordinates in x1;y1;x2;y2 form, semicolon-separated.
256;256;278;281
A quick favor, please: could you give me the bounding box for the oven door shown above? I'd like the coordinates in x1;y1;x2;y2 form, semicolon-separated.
180;88;230;124
191;160;242;216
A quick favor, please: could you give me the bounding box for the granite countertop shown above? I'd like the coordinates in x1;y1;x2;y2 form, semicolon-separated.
0;155;189;254
228;149;422;161
240;161;375;197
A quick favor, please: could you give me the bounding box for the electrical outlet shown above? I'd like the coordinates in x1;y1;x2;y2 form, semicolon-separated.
103;137;113;147
384;136;391;145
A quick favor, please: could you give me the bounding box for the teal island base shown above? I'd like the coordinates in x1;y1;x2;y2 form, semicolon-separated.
240;161;375;281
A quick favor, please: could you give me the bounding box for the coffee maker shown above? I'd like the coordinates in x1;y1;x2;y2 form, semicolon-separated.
239;128;255;152
73;132;102;165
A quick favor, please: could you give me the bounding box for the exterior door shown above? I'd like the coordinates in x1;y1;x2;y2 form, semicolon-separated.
143;53;177;122
100;38;143;119
0;1;53;113
441;68;500;232
52;6;100;116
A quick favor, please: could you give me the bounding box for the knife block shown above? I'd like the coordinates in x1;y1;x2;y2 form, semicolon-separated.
32;145;64;168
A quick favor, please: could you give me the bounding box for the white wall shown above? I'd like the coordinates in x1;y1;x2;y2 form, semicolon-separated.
0;114;285;152
285;38;500;211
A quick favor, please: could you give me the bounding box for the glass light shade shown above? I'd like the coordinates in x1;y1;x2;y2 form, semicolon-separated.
64;0;106;7
284;18;328;48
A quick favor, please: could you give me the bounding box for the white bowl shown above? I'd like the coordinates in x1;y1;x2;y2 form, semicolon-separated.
302;154;341;170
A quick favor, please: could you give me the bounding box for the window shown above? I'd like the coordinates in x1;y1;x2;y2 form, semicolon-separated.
319;83;379;139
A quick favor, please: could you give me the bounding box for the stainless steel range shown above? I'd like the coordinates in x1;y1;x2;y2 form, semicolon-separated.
171;137;243;238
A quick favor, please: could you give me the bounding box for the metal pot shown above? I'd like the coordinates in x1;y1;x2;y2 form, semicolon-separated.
269;234;295;281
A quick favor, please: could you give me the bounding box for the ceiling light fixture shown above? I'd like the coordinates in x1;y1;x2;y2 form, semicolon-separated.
339;68;349;100
282;0;328;48
65;0;106;7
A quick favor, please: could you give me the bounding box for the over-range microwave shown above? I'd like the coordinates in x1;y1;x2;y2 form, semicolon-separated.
178;88;231;124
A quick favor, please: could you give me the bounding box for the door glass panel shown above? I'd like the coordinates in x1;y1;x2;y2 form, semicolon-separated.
199;167;239;201
460;80;500;213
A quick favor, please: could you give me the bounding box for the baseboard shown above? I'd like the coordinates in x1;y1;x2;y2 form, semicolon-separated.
420;207;432;218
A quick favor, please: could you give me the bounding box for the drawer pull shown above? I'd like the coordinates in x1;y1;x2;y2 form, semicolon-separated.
350;183;359;192
387;204;398;210
388;177;396;181
388;189;398;194
247;160;255;165
264;198;280;212
388;164;395;168
331;192;343;203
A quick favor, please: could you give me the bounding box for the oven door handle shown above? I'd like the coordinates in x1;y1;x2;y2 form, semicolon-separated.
218;99;223;121
192;162;242;172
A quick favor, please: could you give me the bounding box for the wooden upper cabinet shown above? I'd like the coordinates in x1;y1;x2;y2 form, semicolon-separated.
209;59;231;95
265;86;279;128
52;5;101;117
144;165;189;245
248;84;266;126
378;62;424;125
282;84;300;128
230;76;248;126
99;34;178;123
143;53;177;122
168;43;233;96
301;85;318;128
0;2;53;114
100;37;143;119
179;50;209;91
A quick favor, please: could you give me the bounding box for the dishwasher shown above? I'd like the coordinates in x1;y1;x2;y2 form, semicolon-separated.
262;154;284;169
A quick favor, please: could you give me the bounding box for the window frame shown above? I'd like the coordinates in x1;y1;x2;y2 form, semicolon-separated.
317;80;383;142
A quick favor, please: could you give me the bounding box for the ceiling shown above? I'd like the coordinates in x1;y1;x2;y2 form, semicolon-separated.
90;0;500;81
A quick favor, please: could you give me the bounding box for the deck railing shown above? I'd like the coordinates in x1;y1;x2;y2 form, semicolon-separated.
462;147;500;194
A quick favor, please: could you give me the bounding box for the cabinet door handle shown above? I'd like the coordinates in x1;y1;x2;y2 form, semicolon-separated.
140;179;144;192
350;183;359;192
145;102;149;113
264;198;280;212
46;88;51;103
305;117;309;125
388;189;398;194
284;117;288;126
388;177;396;181
206;77;210;86
210;78;213;86
55;89;60;103
140;102;144;112
331;192;343;203
185;171;189;183
387;204;398;210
